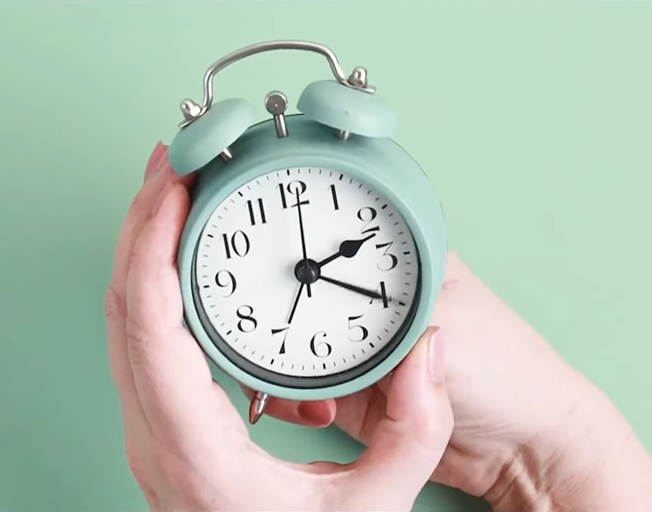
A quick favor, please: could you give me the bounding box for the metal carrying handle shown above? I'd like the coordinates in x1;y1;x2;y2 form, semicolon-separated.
178;39;375;127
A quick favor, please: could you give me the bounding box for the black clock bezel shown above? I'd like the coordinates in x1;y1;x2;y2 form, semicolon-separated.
189;170;423;390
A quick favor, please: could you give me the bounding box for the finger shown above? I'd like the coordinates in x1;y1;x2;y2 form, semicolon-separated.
106;148;194;402
345;327;453;509
240;385;336;427
143;141;166;182
334;373;391;440
376;372;393;396
105;285;149;427
108;158;175;299
109;143;196;300
125;184;246;450
105;145;174;417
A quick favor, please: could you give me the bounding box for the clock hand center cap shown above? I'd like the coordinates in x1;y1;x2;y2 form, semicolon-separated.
294;259;321;285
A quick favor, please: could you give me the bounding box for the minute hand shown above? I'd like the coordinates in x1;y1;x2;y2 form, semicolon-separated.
318;275;390;302
293;195;312;297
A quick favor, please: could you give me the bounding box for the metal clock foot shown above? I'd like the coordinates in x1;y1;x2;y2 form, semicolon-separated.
219;147;233;162
248;391;269;424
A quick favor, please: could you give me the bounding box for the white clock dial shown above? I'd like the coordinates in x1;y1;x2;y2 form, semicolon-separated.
193;166;420;387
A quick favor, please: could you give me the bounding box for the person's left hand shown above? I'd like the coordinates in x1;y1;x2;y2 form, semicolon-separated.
103;142;454;512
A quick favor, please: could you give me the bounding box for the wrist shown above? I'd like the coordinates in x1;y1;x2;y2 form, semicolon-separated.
486;377;652;512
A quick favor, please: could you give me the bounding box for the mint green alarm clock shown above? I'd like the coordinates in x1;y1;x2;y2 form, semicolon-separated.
167;40;446;424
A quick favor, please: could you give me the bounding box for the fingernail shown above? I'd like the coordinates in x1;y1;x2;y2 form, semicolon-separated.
149;141;163;157
144;142;165;181
298;401;334;427
428;328;445;383
155;145;169;170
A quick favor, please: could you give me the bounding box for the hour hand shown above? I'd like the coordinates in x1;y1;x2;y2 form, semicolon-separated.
317;233;376;268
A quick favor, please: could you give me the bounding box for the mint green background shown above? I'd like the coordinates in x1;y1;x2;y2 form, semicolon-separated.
1;1;650;511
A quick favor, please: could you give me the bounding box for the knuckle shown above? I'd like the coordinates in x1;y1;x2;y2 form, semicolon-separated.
124;441;142;479
104;285;126;322
128;189;151;219
128;234;149;271
152;446;180;480
124;441;159;507
124;436;148;486
124;316;154;367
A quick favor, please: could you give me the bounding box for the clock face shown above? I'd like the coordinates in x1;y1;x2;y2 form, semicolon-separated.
192;166;420;388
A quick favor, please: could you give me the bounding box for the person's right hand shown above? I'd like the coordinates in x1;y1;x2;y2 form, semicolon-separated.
252;252;652;511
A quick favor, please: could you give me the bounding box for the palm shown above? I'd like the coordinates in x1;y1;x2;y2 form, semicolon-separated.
331;252;584;498
106;144;457;511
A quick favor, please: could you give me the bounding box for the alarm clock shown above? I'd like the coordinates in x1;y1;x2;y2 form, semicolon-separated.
167;40;446;424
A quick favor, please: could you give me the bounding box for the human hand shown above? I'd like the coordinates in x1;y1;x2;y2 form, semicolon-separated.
103;143;454;512
251;239;652;510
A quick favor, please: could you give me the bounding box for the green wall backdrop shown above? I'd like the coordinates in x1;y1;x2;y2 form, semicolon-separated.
1;1;651;510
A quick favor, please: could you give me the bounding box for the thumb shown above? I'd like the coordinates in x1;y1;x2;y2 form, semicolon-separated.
347;327;453;508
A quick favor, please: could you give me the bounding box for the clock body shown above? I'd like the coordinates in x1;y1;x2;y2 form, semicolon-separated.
177;114;446;401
